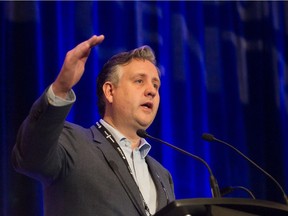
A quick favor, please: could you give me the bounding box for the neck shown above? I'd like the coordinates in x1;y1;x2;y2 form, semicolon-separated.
103;117;141;149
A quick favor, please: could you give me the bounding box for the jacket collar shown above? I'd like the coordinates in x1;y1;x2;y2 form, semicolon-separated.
90;124;169;213
90;125;147;215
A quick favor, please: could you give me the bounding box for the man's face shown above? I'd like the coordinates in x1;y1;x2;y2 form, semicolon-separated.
107;59;160;131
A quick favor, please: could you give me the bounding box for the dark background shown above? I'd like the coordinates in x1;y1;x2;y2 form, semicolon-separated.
1;1;288;215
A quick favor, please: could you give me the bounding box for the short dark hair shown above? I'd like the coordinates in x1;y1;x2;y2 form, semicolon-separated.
96;45;159;118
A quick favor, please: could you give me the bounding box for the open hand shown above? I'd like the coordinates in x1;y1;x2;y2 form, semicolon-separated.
52;35;105;98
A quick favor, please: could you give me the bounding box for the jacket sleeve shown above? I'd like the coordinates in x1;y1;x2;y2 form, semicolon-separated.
11;90;73;185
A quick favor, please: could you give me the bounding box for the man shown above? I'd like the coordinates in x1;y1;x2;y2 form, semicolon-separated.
12;35;175;216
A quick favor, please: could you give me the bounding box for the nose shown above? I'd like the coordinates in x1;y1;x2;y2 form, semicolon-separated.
144;82;157;98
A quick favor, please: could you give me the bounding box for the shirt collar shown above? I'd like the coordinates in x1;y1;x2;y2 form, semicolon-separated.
99;119;151;158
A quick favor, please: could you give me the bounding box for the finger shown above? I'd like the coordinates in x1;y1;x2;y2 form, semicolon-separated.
71;35;105;59
87;35;105;48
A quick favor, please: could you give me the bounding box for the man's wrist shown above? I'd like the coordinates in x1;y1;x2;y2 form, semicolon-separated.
47;84;76;106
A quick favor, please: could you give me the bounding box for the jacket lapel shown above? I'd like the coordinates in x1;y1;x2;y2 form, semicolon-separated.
146;156;169;211
90;125;146;216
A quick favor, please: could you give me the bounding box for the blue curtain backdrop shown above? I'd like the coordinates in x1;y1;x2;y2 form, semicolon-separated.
1;1;288;215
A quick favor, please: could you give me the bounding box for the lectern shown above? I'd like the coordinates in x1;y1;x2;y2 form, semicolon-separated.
154;198;288;216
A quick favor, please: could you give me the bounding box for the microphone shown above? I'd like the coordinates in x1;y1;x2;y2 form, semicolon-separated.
137;129;221;198
202;133;288;205
220;186;256;199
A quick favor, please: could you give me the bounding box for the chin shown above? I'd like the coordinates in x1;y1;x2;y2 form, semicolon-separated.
137;120;152;129
136;115;155;127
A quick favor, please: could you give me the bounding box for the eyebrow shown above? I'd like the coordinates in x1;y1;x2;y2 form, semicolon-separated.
152;77;161;86
137;73;161;85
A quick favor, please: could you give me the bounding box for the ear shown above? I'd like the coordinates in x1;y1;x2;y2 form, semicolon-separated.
102;82;114;103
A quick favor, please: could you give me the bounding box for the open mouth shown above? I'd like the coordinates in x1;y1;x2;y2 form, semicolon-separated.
141;102;153;110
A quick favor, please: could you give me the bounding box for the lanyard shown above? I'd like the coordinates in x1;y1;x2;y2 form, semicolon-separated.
95;121;152;216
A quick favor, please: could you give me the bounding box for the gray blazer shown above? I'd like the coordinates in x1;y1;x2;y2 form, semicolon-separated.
12;92;175;216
